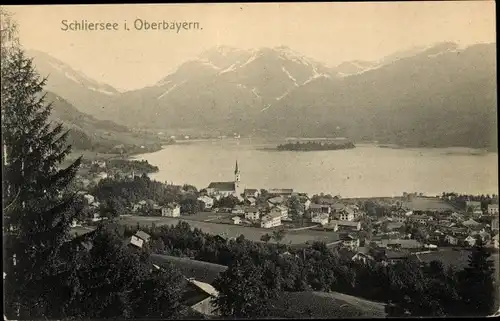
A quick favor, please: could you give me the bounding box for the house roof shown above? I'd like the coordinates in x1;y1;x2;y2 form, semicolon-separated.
316;198;338;205
310;203;330;209
263;211;282;221
267;291;386;318
353;252;374;261
188;279;219;297
150;254;227;284
462;219;480;226
244;189;258;194
207;182;235;191
269;188;294;194
378;239;422;248
329;220;360;228
331;203;347;210
385;250;410;260
135;230;151;241
231;216;241;221
197;196;213;202
268;196;285;204
245;207;260;213
342;207;355;215
313;213;330;220
387;222;404;230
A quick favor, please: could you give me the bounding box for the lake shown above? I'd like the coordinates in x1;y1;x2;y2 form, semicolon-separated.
132;139;498;198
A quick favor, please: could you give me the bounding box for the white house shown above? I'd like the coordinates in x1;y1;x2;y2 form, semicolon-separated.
198;196;214;209
130;231;151;249
71;220;82;228
487;204;499;215
352;252;374;264
267;196;285;207
493;234;499;249
97;172;108;180
92;160;107;168
326;220;361;232
311;213;329;226
187;278;220;316
261;212;282;229
310;203;331;215
232;216;241;225
83;194;95;205
270;205;288;220
340;234;360;250
162;203;181;217
243;189;259;198
268;188;294;196
338;207;355;221
245;196;257;206
303;199;312;211
91;213;103;222
245;207;261;221
465;235;477;247
231;205;245;215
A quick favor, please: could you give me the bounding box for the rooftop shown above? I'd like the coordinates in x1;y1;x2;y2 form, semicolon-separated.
263;211;282;221
328;220;360;227
135;230;151;241
207;182;236;191
269;188;294;194
150;254;227;284
310;203;330;209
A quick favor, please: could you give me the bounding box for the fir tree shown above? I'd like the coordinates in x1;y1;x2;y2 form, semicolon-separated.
458;238;496;316
212;256;281;318
1;9;82;319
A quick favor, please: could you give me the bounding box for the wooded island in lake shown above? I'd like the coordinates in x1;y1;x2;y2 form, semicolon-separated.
277;140;356;151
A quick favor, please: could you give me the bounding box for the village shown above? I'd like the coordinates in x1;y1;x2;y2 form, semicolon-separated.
71;159;500;257
65;158;500;317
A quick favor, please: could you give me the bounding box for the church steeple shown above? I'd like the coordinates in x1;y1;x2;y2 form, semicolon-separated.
234;160;240;183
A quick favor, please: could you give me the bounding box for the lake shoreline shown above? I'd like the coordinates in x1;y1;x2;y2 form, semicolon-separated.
131;141;498;198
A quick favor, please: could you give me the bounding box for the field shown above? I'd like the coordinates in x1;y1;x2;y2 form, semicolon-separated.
117;215;339;245
403;197;459;212
269;291;386;318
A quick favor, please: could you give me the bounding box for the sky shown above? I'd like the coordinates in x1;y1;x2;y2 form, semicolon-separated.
6;2;496;91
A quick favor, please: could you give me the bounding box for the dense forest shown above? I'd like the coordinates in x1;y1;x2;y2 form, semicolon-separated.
102;159;159;174
121;221;497;318
277;141;356;151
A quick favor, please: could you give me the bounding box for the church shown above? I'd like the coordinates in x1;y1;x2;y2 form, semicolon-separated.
206;161;243;198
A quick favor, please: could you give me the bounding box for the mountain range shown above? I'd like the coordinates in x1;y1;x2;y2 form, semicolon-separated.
28;42;497;151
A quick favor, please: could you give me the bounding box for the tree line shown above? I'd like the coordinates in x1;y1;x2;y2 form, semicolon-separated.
126;221;497;318
277;141;356;151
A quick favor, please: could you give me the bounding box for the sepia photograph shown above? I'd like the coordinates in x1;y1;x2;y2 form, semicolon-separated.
1;2;498;319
